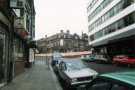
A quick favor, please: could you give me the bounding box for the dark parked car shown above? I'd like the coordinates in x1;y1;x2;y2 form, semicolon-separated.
53;58;63;73
57;59;98;89
87;71;135;90
81;54;96;62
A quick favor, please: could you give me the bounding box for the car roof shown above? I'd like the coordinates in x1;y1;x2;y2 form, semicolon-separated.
100;71;135;86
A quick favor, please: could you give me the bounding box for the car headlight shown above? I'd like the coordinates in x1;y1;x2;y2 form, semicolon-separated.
71;78;78;83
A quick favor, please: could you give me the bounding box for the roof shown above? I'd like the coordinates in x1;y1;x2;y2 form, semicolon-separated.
62;51;92;56
101;71;135;86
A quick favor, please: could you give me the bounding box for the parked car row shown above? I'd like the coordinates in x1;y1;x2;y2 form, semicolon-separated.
51;52;135;89
52;58;135;89
81;54;135;67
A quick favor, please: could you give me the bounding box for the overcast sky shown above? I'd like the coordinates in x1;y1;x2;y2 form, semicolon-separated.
34;0;89;40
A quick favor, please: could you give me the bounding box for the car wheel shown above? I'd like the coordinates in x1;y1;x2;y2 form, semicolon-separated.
128;64;131;67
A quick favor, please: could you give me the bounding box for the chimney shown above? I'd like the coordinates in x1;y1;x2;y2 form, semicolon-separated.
60;30;64;33
67;30;70;34
45;35;47;38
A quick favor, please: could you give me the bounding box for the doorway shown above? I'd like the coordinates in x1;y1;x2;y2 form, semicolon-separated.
0;33;6;86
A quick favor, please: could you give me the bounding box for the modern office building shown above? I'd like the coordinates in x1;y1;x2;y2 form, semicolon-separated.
87;0;135;61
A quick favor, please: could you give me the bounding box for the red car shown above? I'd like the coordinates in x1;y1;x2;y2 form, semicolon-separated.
113;55;135;66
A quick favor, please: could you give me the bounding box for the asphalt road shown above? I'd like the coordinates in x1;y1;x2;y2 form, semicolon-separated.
84;61;135;74
62;58;135;74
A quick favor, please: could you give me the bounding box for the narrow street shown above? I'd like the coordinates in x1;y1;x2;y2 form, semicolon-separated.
1;60;62;90
1;57;135;90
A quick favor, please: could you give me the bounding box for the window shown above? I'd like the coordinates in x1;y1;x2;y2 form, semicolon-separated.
108;24;116;33
109;8;115;17
88;0;127;32
94;30;103;39
20;9;24;17
124;13;135;26
88;0;113;22
90;11;135;41
59;62;66;70
117;19;124;29
17;1;23;7
90;35;94;41
123;0;133;8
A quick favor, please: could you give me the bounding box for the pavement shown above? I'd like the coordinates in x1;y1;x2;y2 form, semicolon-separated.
1;60;62;90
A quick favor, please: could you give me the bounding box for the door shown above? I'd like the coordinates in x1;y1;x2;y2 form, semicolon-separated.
0;33;6;84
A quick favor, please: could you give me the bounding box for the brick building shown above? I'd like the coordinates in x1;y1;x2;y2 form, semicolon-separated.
37;30;89;53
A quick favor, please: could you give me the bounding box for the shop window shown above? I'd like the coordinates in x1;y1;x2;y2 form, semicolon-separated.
109;23;116;33
109;8;115;18
123;0;133;8
94;30;103;39
117;19;124;29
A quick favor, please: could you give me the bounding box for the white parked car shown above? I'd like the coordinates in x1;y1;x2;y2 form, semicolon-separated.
57;59;98;89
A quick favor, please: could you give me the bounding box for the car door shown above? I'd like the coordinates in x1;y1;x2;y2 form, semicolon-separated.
58;62;67;80
87;77;133;90
87;78;112;90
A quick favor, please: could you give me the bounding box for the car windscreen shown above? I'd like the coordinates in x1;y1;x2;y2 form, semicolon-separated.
66;61;87;71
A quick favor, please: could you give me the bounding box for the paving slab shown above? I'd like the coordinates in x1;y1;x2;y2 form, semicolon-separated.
1;60;62;90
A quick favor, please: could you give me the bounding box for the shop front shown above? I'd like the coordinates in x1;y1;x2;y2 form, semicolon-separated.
13;37;27;76
0;23;12;87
